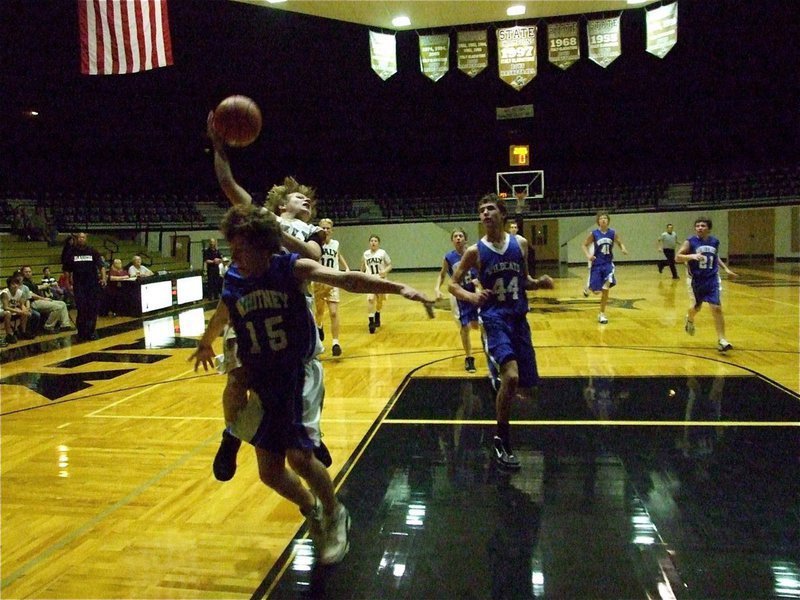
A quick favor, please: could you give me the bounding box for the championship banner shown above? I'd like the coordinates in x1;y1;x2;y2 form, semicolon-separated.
587;16;621;68
457;30;488;77
497;26;537;91
369;31;397;81
547;21;580;70
646;2;678;58
419;34;450;82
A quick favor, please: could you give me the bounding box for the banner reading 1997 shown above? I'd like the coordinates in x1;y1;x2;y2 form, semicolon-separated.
497;26;537;90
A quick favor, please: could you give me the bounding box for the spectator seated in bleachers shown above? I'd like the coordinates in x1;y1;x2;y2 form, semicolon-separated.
1;274;39;342
19;265;74;333
128;255;154;279
57;270;76;308
106;258;131;316
40;266;64;301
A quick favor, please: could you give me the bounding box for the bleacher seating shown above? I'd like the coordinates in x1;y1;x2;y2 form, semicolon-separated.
0;235;191;283
0;166;796;232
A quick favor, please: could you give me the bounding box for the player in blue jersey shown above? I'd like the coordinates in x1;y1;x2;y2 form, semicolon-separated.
206;112;331;481
434;228;481;373
192;204;431;565
449;194;554;470
676;217;737;352
581;212;628;324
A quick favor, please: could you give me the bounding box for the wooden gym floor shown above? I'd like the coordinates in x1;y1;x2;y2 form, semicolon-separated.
1;263;798;599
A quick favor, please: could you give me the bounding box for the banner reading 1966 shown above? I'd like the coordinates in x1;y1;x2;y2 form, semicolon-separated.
497;26;537;91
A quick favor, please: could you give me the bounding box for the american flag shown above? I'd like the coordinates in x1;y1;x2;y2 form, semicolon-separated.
78;0;173;75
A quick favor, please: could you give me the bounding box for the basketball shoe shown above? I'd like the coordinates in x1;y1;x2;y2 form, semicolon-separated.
213;429;241;481
493;436;521;470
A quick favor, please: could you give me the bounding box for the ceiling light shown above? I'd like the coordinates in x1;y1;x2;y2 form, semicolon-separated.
627;0;648;4
507;5;526;17
266;1;286;4
392;15;411;27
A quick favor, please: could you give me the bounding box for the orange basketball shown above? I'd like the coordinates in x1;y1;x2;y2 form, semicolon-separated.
213;95;262;147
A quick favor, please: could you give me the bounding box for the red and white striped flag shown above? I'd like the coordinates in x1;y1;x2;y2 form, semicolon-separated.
78;0;173;75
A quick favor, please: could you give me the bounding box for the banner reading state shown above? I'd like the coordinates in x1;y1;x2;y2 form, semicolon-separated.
457;30;488;77
646;2;678;58
587;16;621;68
419;34;450;82
497;26;537;91
547;21;580;70
369;31;397;80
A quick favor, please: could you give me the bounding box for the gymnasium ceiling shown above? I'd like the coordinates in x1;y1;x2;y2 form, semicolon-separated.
231;1;660;30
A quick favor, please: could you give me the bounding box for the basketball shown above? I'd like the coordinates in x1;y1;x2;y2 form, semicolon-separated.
213;95;262;147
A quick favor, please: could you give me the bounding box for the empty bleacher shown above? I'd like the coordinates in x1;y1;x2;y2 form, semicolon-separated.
1;165;797;232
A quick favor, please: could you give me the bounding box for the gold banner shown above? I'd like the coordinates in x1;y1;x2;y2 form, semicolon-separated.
369;31;397;81
419;34;450;82
457;30;488;77
646;2;678;58
587;16;621;68
547;21;580;70
497;26;537;91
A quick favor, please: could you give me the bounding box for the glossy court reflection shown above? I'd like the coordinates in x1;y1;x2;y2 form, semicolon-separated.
1;265;797;599
0;308;208;400
266;376;800;599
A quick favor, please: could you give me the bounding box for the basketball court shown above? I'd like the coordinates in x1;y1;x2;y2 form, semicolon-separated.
2;264;798;598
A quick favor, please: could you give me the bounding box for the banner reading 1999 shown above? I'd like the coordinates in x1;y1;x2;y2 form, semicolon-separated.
497;26;537;91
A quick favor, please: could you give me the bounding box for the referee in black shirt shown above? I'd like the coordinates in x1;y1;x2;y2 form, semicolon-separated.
62;232;106;341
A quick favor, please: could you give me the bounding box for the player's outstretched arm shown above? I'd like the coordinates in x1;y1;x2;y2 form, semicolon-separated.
190;300;230;372
281;234;322;261
206;111;252;207
294;259;432;304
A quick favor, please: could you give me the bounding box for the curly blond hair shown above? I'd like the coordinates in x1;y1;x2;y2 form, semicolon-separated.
266;176;316;215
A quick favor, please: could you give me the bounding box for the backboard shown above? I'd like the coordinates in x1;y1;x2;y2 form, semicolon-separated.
496;170;544;199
